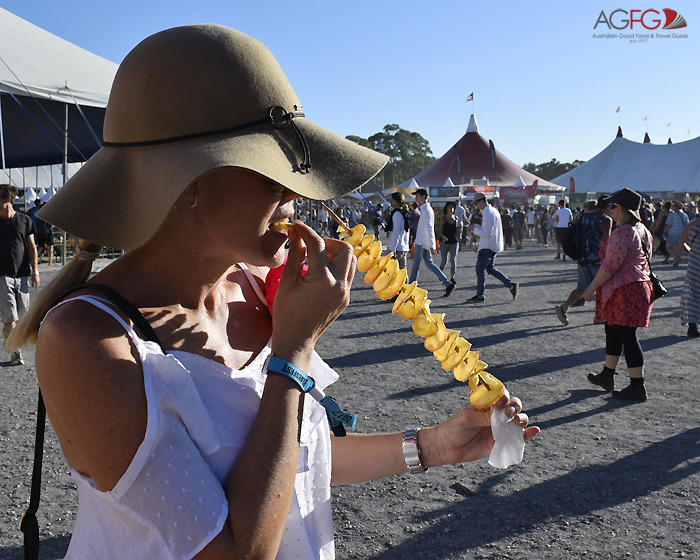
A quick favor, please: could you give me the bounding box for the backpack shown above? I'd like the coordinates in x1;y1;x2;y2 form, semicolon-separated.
387;208;410;233
561;222;582;261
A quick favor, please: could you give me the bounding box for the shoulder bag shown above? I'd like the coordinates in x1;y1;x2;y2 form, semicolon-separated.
640;238;667;300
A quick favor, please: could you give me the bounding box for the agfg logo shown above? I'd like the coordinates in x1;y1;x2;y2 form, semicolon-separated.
594;8;687;30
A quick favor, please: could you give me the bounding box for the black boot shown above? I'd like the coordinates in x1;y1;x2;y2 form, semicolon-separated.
612;378;647;402
587;365;616;392
688;323;700;338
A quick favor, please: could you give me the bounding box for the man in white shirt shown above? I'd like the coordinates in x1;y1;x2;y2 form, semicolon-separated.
553;199;573;260
408;189;456;297
454;201;466;246
466;192;519;303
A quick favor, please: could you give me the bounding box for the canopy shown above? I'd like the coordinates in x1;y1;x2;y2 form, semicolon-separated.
395;115;562;193
0;7;117;169
552;130;700;194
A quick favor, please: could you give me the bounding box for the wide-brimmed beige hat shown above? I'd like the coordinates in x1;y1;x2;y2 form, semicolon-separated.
39;25;388;249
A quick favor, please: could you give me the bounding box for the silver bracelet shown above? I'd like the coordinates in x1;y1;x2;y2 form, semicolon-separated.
402;427;427;474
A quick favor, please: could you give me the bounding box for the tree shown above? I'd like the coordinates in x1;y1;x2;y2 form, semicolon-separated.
522;158;586;181
347;125;436;189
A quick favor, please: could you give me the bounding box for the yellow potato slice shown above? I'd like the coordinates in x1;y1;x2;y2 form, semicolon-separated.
469;371;506;408
424;314;447;352
353;234;375;258
397;287;427;320
372;258;399;292
376;267;407;300
392;281;416;315
433;329;459;362
412;303;438;337
441;337;472;371
342;224;366;249
364;253;394;285
271;220;294;232
357;240;382;272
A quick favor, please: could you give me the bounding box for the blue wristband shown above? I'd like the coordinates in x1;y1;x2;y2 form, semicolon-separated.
265;354;357;437
266;355;316;392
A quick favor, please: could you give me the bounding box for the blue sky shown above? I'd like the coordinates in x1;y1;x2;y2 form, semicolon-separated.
3;0;698;171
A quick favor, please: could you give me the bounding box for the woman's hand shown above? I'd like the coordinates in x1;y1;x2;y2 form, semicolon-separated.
421;392;539;468
583;285;594;302
271;221;355;367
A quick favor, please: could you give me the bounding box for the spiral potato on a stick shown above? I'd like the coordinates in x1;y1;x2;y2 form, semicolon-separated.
325;206;506;408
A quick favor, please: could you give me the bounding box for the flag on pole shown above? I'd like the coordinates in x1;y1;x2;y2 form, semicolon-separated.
643;116;647;122
466;93;474;102
615;107;620;113
667;123;670;128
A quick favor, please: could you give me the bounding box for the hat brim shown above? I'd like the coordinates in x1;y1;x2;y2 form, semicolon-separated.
39;118;388;249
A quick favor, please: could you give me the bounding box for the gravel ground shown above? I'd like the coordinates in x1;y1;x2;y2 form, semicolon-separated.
1;238;698;559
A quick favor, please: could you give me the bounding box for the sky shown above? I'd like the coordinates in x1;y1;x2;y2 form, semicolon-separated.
2;0;699;170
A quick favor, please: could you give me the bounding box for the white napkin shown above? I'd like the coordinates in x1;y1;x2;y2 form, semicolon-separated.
488;408;525;469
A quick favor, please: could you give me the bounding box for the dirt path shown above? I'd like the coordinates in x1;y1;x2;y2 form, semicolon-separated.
1;239;698;559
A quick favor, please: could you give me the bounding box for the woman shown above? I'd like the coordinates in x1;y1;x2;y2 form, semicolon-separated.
583;188;654;402
679;217;700;337
438;201;459;283
664;200;689;268
652;201;671;260
387;192;410;270
7;25;536;560
539;207;552;248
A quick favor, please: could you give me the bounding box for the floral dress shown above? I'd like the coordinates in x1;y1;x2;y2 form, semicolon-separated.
594;223;654;327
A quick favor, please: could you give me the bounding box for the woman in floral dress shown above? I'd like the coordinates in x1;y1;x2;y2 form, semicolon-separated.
583;188;654;402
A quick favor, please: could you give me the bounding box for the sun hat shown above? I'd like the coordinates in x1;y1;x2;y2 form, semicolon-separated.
38;25;388;249
606;188;642;221
472;192;487;203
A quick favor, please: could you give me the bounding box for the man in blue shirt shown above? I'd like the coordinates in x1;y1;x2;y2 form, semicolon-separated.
555;197;612;325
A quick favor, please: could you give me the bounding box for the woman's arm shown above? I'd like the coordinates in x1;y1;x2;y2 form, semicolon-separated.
330;394;538;486
438;216;447;242
678;218;699;251
582;267;613;301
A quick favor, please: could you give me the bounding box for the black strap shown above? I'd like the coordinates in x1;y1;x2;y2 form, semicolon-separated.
21;283;163;558
640;238;654;270
19;393;45;560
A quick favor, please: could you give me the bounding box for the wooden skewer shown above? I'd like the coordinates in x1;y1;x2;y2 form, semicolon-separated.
322;203;350;234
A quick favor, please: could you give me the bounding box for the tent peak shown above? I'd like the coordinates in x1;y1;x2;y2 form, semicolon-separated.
644;132;651;144
616;126;623;138
467;114;479;134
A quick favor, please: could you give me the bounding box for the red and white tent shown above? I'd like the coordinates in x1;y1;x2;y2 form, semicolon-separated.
395;115;561;197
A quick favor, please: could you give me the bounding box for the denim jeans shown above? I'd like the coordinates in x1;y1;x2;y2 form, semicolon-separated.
439;242;459;276
475;249;512;297
409;245;451;286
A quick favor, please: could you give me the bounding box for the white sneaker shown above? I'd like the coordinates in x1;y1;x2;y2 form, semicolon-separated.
10;349;23;366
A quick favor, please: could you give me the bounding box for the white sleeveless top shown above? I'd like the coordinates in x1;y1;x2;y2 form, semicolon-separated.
44;273;338;560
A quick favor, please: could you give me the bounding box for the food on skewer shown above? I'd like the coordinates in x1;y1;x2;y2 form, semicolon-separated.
322;205;505;408
271;219;295;232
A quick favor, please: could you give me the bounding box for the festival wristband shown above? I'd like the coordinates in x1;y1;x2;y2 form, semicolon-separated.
266;355;316;392
265;354;358;437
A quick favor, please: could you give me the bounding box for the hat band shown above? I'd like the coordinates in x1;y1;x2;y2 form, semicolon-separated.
102;106;312;173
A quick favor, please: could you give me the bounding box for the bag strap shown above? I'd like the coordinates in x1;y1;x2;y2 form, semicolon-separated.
640;236;656;272
21;283;164;559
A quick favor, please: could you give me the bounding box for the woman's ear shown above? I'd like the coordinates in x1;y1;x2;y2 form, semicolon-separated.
180;183;198;208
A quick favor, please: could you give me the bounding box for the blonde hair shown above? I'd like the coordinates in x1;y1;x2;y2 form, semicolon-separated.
615;206;639;226
6;239;102;350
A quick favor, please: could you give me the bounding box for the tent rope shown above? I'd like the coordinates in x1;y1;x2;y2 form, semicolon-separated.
0;55;90;161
